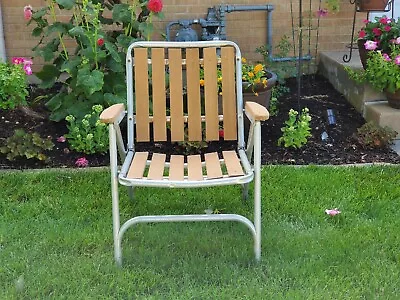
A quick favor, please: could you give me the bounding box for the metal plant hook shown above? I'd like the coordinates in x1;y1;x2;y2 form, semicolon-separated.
343;0;358;63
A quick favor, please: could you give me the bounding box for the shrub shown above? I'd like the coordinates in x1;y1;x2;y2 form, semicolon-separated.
354;121;397;149
28;0;164;121
65;105;109;154
278;107;312;148
0;129;54;161
0;61;29;110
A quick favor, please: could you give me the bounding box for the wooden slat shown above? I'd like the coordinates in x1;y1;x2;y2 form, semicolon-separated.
186;48;202;141
221;47;237;140
169;155;184;181
168;48;184;141
127;152;148;179
203;47;219;141
151;48;167;141
134;48;150;142
187;155;203;181
222;151;244;177
205;152;223;179
147;153;166;180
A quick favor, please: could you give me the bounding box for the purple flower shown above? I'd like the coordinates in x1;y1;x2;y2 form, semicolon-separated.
57;136;66;143
23;64;32;75
382;53;391;61
75;157;89;168
395;55;400;65
316;8;328;17
364;40;378;50
325;208;341;216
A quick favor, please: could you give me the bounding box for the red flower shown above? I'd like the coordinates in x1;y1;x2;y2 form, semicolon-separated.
379;17;390;24
97;38;104;47
363;19;370;24
219;129;224;138
147;0;163;13
358;30;366;39
384;25;391;32
372;27;382;36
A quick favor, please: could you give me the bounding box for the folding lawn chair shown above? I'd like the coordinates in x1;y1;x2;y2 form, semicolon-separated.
100;40;269;266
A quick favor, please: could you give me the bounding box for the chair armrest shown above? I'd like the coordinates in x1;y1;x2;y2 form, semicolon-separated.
245;102;269;122
100;104;125;124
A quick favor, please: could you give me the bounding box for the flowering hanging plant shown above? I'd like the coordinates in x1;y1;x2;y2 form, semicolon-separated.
358;16;400;53
346;45;400;93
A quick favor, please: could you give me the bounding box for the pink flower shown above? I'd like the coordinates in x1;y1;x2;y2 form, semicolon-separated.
382;53;391;61
316;9;328;17
358;30;366;39
147;0;163;13
75;157;89;167
12;57;24;65
363;19;370;24
23;64;32;75
395;55;400;65
57;136;66;143
395;37;400;45
372;28;382;37
364;40;378;50
325;208;341;216
24;5;33;21
384;25;392;32
97;38;104;47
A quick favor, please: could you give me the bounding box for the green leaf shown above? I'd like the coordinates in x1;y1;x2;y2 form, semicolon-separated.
55;0;76;10
77;68;104;97
47;22;68;35
32;8;48;19
112;4;132;24
117;34;134;49
104;93;125;105
61;57;81;75
46;93;65;113
68;26;85;38
104;42;121;63
32;27;43;37
36;65;60;89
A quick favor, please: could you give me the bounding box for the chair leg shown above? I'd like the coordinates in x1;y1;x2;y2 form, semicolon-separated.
109;124;122;266
127;186;134;202
241;183;249;201
253;122;262;261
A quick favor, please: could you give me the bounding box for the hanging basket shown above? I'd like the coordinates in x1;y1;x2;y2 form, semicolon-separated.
357;0;389;11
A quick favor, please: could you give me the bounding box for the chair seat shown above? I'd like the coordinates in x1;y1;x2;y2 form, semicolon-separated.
118;149;254;188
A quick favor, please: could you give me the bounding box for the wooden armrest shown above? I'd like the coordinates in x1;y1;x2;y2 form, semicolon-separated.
100;104;125;124
245;102;269;122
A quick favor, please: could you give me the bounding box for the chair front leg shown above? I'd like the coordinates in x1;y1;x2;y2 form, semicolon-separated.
253;121;262;261
109;124;122;266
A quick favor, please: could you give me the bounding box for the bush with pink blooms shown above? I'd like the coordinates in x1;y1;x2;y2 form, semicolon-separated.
0;58;33;109
358;16;400;53
346;45;400;93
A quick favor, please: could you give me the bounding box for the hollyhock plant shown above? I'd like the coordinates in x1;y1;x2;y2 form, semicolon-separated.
358;16;400;53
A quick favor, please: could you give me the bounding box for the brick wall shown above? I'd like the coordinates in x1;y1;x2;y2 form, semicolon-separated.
2;0;368;69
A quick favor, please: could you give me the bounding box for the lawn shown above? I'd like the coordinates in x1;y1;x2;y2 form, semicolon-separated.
1;166;400;298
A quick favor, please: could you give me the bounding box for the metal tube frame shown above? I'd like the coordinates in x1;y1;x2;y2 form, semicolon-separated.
112;41;263;266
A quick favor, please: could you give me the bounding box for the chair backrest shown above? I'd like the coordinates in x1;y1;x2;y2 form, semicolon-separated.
126;41;245;150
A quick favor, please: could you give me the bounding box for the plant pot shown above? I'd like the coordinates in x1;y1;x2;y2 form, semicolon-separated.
242;70;277;109
385;90;400;109
357;0;389;11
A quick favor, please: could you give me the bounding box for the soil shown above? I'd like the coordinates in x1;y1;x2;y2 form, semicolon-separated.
0;74;399;170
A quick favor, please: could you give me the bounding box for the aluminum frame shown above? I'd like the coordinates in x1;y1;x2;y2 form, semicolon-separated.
108;40;264;266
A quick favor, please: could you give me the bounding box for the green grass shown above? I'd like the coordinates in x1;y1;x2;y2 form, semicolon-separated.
1;166;400;298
